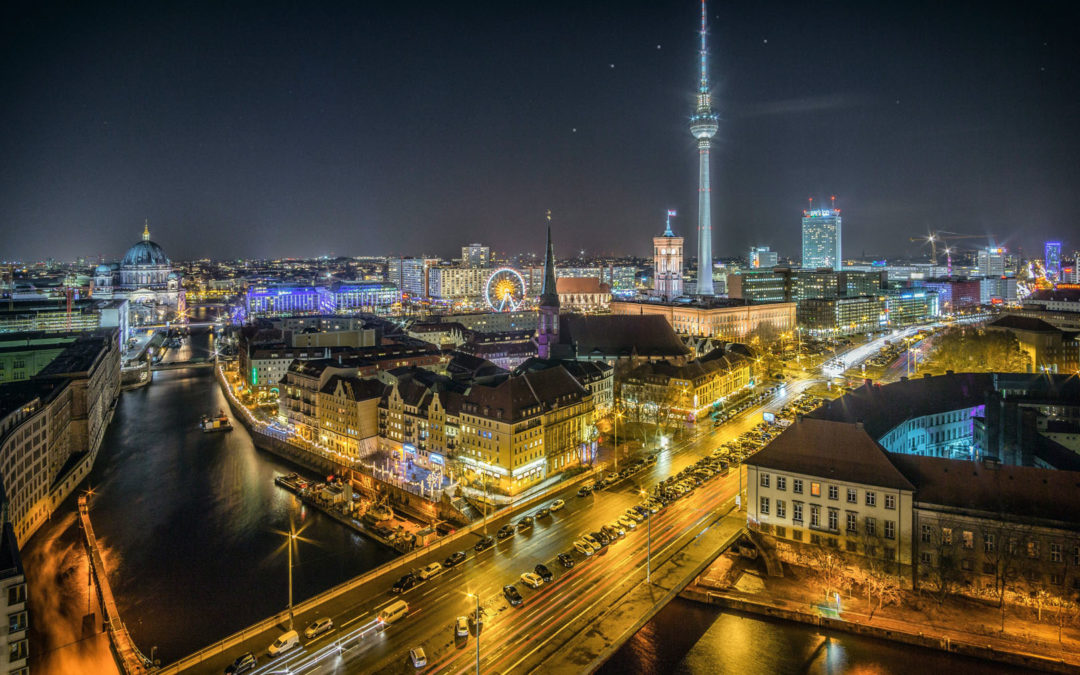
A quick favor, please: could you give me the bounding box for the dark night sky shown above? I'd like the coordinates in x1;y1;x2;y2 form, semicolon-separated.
2;1;1078;263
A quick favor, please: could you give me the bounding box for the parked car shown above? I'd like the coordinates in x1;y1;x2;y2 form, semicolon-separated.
557;552;576;568
534;563;554;582
474;536;495;552
576;485;592;497
550;499;565;511
418;562;442;580
444;550;467;567
410;647;428;668
392;573;417;594
535;507;551;518
517;516;534;530
503;584;524;606
455;616;469;637
573;540;594;556
225;652;257;674
303;617;333;639
497;524;515;539
520;572;544;589
268;630;299;658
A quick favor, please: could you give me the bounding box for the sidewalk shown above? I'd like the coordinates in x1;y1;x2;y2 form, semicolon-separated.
684;557;1080;673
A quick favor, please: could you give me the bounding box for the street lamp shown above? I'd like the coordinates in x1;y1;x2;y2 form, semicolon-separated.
613;409;624;473
639;489;652;583
466;592;481;674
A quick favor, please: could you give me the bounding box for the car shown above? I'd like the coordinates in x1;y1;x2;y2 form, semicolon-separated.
550;499;565;512
392;573;417;594
576;485;592;497
534;563;554;582
582;532;601;548
535;507;550;518
517;516;534;530
268;630;299;658
503;584;524;606
410;647;428;668
606;472;619;481
618;515;637;530
470;610;485;633
573;540;594;556
418;562;442;580
592;530;611;546
497;524;515;539
474;536;495;552
455;616;470;637
444;550;467;567
606;523;625;537
520;572;544;589
225;652;257;674
626;509;645;523
303;617;333;639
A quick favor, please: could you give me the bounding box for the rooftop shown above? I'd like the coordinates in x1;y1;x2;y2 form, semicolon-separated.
888;453;1080;527
747;417;917;492
557;314;689;359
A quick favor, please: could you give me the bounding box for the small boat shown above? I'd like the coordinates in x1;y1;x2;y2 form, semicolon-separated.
200;410;232;433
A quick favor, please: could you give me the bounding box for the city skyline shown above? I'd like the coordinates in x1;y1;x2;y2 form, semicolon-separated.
3;2;1078;263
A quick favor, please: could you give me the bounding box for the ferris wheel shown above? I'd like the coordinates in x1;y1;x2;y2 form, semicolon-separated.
485;268;527;312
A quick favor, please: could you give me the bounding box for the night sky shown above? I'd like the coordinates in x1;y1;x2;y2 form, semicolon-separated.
3;1;1078;263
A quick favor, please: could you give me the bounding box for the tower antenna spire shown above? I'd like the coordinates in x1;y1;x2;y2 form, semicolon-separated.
664;209;677;237
143;219;150;241
690;0;719;296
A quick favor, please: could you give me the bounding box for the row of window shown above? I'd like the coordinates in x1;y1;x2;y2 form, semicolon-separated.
761;498;897;539
921;525;1080;563
760;473;896;509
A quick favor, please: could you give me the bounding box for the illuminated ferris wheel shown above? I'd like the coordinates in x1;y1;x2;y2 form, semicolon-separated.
485;268;527;312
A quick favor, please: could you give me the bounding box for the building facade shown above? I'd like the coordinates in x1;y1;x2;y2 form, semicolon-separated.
653;211;684;300
801;206;842;270
91;222;185;326
749;246;779;269
610;299;797;342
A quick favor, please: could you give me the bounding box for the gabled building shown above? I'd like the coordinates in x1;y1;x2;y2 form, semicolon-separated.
316;375;385;458
620;349;752;422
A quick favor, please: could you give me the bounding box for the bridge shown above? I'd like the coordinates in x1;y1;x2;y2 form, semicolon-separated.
151;358;215;371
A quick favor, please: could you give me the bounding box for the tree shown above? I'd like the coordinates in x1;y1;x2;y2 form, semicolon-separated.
981;522;1028;631
858;532;903;619
802;547;852;604
928;326;1029;373
1049;594;1080;645
918;520;964;605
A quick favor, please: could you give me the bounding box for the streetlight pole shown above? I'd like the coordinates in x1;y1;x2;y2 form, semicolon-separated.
640;490;651;583
286;517;296;631
473;593;481;674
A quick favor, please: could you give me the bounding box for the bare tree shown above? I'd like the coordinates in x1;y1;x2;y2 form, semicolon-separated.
982;522;1029;631
1049;594;1080;646
918;520;963;605
802;546;852;605
858;532;903;619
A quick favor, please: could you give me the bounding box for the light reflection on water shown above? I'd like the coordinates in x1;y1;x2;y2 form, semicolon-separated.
602;597;1028;674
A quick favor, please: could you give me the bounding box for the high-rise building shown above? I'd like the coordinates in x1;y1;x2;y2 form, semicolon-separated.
1045;241;1062;279
386;257;440;297
653;210;684;300
801;199;842;270
689;0;718;296
976;247;1006;278
749;246;778;269
461;243;490;268
536;213;560;359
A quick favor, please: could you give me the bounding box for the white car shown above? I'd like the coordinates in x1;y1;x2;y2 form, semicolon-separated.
520;572;544;589
410;647;427;668
418;562;442;580
455;616;469;637
618;515;637;530
608;522;626;537
626;509;645;523
550;499;565;512
573;540;594;556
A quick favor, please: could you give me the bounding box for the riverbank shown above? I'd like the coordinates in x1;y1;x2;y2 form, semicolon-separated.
681;556;1080;674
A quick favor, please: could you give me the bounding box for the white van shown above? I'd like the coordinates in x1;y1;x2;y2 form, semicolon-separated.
377;599;409;625
268;630;299;658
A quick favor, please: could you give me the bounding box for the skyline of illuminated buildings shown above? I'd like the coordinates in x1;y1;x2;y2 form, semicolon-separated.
801;201;843;270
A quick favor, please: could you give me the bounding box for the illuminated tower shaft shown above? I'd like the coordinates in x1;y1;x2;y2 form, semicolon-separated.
690;0;718;296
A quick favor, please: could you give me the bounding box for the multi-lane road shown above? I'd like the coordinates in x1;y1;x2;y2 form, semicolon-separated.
186;377;819;675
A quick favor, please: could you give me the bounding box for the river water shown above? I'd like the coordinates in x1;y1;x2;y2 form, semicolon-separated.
25;327;1026;673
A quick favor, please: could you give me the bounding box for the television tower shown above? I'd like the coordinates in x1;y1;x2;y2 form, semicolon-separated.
690;0;719;296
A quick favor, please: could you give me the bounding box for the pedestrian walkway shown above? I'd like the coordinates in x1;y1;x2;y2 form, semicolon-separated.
78;495;149;675
683;555;1080;674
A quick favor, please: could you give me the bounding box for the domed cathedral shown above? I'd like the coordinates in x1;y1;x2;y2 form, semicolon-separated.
92;220;186;324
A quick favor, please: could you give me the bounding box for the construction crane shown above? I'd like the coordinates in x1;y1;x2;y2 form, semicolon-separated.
910;231;997;271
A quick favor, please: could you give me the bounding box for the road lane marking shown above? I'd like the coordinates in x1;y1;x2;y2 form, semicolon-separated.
341;612;368;628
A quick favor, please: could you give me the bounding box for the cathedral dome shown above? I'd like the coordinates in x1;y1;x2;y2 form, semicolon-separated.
95;263;112;274
122;240;169;267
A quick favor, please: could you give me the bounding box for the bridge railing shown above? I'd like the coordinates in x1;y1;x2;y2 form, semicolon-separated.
156;466;599;673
